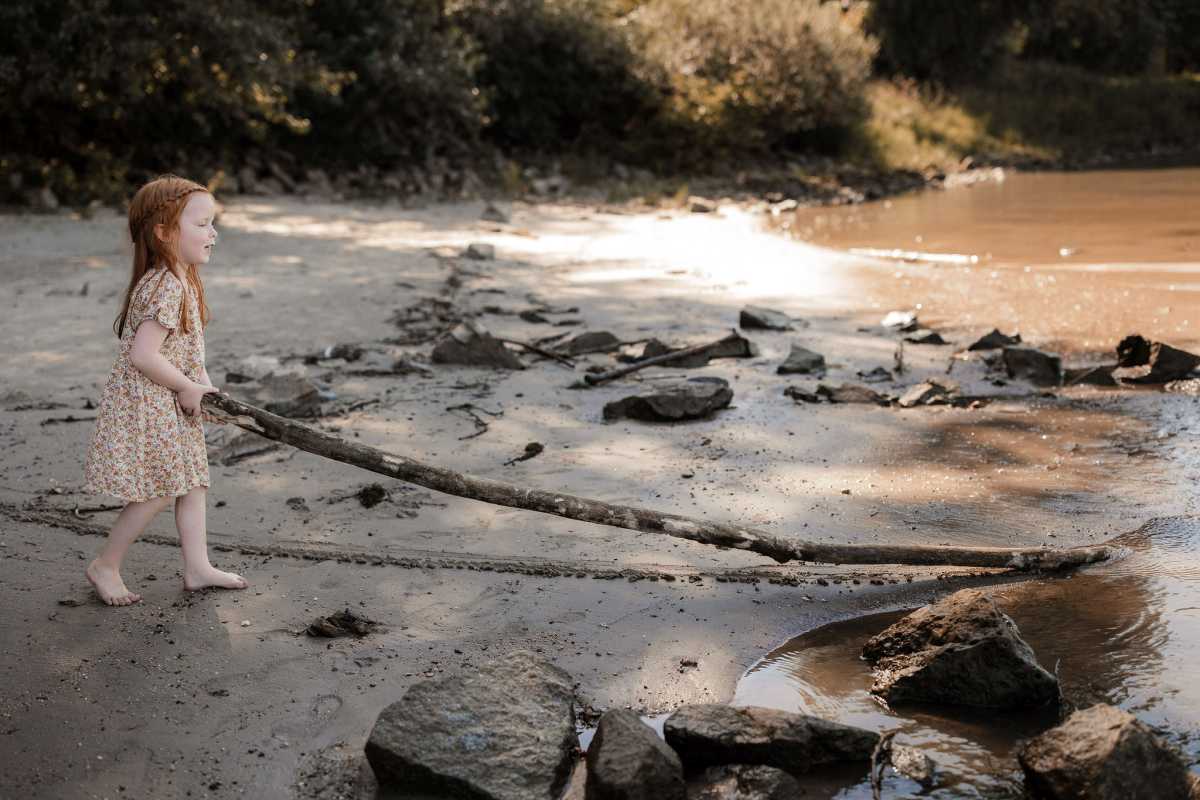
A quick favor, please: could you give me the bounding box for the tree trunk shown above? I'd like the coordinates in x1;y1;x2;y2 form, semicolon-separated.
202;394;1115;570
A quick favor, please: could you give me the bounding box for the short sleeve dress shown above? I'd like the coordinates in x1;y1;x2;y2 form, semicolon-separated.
84;268;210;502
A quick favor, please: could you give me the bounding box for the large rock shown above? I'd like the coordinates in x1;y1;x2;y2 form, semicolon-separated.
603;378;732;422
863;589;1059;708
686;764;805;800
365;650;576;800
967;329;1022;351
1003;347;1062;387
1113;334;1200;384
739;306;794;331
431;321;525;369
662;704;878;774
586;709;685;800
1018;704;1194;800
776;343;825;375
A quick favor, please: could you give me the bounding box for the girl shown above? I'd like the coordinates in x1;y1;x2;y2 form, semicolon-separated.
83;174;247;606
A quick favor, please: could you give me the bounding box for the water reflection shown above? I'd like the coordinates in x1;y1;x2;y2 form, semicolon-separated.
734;517;1200;796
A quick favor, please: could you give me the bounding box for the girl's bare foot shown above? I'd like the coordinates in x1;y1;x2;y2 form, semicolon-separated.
86;560;142;606
183;566;248;592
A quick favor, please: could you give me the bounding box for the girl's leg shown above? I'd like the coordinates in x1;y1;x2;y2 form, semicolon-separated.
176;486;247;591
86;496;172;606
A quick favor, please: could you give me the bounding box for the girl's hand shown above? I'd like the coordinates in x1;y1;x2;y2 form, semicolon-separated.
178;383;219;417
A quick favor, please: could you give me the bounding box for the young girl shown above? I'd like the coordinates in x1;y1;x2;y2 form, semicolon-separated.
83;174;247;606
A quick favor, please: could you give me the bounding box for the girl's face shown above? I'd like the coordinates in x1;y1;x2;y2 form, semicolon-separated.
175;192;218;266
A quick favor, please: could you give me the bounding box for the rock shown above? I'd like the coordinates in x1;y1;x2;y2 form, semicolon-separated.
431;321;525;369
631;334;757;368
1113;334;1200;384
308;343;365;363
586;709;685;800
1065;365;1118;387
663;704;878;774
294;743;379;800
890;745;937;789
1018;704;1193;800
967;329;1022;351
286;496;310;512
465;242;496;260
897;379;958;408
518;309;550;324
783;386;821;404
776;344;825;375
365;650;576;800
205;427;283;465
881;310;919;332
905;329;949;345
688;196;717;213
307;609;380;638
557;331;622;356
481;202;511;224
687;764;805;800
1003;347;1062;387
224;354;285;384
863;589;1059;708
856;366;893;383
357;484;388;508
739;306;794;331
603;378;733;422
816;383;891;405
233;371;333;418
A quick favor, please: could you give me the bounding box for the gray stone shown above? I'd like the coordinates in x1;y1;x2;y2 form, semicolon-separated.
897;379;958;408
739;306;793;331
863;589;1059;708
603;378;732;422
631;334;757;368
232;371;332;418
1114;334;1200;384
557;331;622;356
480;202;511;224
365;650;576;800
586;709;685;800
967;329;1022;350
686;764;804;800
465;242;496;260
662;704;878;774
904;329;949;345
1003;347;1062;387
1018;704;1193;800
294;743;379;800
431;321;525;369
776;344;825;375
890;745;937;789
856;366;893;383
783;386;821;404
816;383;891;405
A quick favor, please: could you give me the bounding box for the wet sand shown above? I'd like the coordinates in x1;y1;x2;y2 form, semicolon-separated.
1;190;1196;797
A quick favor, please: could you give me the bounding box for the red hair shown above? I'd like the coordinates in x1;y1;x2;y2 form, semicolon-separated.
114;174;212;338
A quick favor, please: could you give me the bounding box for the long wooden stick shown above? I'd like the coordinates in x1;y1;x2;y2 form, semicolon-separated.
201;394;1115;570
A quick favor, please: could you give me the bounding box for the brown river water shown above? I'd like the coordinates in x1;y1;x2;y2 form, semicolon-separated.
734;168;1200;796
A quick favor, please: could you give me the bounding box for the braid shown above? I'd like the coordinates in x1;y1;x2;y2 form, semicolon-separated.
132;184;205;234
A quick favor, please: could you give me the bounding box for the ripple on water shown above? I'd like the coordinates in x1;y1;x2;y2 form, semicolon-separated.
735;516;1200;796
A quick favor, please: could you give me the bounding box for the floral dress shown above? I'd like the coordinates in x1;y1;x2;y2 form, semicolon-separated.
84;268;210;502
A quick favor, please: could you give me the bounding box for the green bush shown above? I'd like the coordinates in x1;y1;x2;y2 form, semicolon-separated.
452;0;661;157
633;0;877;156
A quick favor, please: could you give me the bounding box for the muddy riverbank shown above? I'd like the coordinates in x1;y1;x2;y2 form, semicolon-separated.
2;186;1197;797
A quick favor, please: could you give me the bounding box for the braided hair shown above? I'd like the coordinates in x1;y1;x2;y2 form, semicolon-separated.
115;175;212;338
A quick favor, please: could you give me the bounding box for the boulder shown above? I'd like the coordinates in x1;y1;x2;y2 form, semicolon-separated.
897;379;958;408
863;589;1059;708
603;378;732;422
662;704;878;774
465;242;496;260
431;321;525;369
1003;347;1062;387
1064;365;1118;387
905;329;949;345
1113;334;1200;384
967;329;1022;351
1018;704;1193;800
365;650;576;800
686;764;805;800
739;306;794;331
776;344;825;375
557;331;622;356
586;709;685;800
816;383;891;405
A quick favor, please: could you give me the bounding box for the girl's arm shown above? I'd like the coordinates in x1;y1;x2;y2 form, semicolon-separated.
129;320;215;415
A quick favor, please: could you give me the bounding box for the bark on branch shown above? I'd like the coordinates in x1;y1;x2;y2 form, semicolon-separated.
202;393;1116;570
